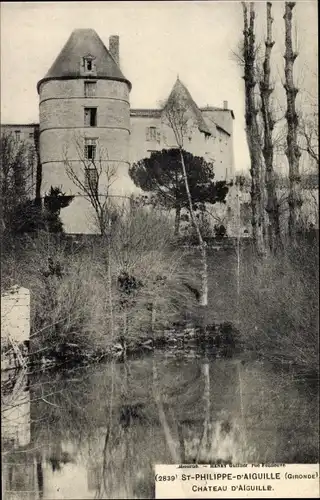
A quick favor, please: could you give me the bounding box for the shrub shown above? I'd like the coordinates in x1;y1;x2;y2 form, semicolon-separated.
103;202;199;339
236;236;319;373
1;204;199;361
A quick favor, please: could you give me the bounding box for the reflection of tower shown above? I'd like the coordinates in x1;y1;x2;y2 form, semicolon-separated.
2;371;31;448
1;373;40;500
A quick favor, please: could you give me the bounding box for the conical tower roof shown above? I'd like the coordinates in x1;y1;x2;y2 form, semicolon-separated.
37;29;131;93
164;78;211;136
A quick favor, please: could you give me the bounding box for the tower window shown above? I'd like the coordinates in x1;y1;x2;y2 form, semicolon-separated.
84;108;97;127
84;168;98;192
84;138;97;160
84;81;96;97
83;57;94;72
81;55;97;76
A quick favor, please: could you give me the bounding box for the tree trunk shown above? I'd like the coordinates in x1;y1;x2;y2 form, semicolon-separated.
36;452;44;499
242;2;265;256
105;227;114;340
174;205;181;236
284;2;302;239
151;302;156;331
153;362;180;462
34;127;42;208
196;362;210;462
179;148;208;306
260;2;282;252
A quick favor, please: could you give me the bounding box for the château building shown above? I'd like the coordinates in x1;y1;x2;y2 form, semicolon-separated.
2;28;236;234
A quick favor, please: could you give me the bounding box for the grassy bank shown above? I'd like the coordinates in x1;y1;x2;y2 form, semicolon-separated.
1;207;199;365
189;234;318;374
168;233;319;374
1;209;318;374
236;238;319;374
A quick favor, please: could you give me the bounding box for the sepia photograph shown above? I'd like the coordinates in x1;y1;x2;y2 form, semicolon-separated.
1;1;319;499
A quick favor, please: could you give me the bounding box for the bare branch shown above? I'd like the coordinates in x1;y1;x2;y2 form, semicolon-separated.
162;85;208;305
64;134;118;236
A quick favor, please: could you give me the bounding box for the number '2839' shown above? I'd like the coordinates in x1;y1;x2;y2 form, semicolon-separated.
154;474;177;482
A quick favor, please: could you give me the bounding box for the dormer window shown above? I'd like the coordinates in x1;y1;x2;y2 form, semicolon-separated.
85;59;92;71
81;55;97;76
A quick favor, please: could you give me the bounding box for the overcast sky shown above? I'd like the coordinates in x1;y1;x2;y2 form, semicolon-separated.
1;1;317;172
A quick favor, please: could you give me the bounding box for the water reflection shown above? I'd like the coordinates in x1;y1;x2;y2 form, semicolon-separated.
1;352;319;499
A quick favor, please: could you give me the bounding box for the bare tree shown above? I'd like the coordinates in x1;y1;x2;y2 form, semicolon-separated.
0;132;36;232
299;108;318;164
259;2;282;251
33;126;42;207
196;363;210;462
283;2;302;238
162;84;209;306
64;135;117;237
152;360;181;462
64;136;118;338
242;2;266;255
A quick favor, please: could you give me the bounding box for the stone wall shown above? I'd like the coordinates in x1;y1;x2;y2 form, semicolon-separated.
129;110;235;182
38;77;132;233
1;285;30;345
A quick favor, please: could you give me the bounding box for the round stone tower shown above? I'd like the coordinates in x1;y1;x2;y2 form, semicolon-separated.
37;29;132;233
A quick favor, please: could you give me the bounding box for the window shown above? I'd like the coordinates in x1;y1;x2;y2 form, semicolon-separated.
84;81;96;97
81;56;97;76
146;126;157;141
84;168;98;192
15;130;21;141
84;138;97;160
84;107;97;127
83;57;94;72
29;132;34;139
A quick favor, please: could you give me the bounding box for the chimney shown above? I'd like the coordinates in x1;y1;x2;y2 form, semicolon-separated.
109;35;120;67
223;100;228;110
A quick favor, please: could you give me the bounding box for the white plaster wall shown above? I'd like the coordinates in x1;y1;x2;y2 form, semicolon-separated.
1;286;30;344
1;388;31;448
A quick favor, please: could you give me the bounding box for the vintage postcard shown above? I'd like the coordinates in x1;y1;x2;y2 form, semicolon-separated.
1;1;318;499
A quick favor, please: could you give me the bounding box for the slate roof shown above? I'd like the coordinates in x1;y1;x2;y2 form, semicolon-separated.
200;106;235;120
37;29;131;93
164;78;212;137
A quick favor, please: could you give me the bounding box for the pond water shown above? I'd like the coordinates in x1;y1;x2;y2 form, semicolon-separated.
1;350;319;499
